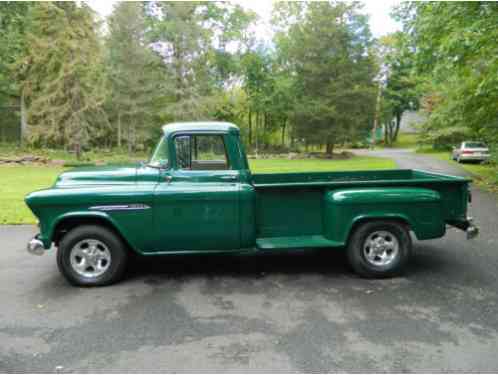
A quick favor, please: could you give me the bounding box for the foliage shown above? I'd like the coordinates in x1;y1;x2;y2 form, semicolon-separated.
105;2;166;151
273;2;377;154
394;2;498;150
0;1;394;159
377;32;419;145
0;1;33;101
16;3;109;158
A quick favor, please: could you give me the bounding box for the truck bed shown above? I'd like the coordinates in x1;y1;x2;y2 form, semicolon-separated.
252;169;469;188
251;169;471;248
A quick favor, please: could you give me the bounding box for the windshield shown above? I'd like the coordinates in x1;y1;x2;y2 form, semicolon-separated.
149;137;169;167
465;142;486;148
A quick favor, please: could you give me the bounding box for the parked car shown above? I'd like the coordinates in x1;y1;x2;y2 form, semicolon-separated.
452;142;490;163
25;122;479;286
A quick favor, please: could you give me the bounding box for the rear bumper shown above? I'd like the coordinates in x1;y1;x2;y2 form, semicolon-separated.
459;154;490;161
466;224;479;240
448;217;479;239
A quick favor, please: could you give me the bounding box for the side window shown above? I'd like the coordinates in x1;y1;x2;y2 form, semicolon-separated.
175;136;191;170
175;134;229;170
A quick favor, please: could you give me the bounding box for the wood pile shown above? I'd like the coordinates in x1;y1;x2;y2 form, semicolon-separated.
0;155;49;165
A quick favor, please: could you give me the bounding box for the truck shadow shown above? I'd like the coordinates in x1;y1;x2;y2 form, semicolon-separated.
124;243;459;284
127;249;351;283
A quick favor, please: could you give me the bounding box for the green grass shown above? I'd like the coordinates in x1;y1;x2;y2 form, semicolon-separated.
249;156;396;173
0;155;395;224
0;165;64;224
391;133;420;149
418;150;498;193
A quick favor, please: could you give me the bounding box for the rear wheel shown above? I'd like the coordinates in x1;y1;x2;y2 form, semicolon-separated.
347;220;411;278
57;225;128;286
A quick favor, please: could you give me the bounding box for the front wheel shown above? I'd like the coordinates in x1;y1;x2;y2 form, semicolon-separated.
57;225;128;286
347;220;411;278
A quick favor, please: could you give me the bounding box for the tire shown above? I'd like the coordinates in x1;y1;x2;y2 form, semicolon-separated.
57;225;128;286
347;220;411;278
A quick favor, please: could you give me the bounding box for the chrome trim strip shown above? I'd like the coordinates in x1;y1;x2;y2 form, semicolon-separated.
89;204;150;211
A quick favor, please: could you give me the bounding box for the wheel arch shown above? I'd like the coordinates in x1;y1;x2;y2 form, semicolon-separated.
347;215;413;244
51;212;137;254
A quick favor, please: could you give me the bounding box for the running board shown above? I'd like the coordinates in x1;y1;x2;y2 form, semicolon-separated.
256;235;342;250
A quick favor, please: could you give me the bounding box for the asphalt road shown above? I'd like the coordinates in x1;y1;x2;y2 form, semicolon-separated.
1;149;498;372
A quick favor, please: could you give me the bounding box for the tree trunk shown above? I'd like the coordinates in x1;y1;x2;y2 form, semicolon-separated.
255;111;259;154
385;122;394;146
117;111;122;148
248;110;252;146
326;139;334;155
75;143;81;161
371;81;381;147
128;122;132;155
263;112;268;149
281;118;287;146
20;90;28;146
393;112;402;141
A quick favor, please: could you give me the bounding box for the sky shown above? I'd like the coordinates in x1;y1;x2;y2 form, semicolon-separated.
87;0;401;38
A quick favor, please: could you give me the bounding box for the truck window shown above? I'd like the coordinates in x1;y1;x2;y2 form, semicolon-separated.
149;136;169;168
175;134;229;170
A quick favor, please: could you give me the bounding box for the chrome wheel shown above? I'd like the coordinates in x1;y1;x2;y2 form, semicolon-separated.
363;230;399;267
69;239;111;278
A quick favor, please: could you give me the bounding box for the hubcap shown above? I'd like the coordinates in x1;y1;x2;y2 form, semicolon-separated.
69;239;111;278
363;230;399;267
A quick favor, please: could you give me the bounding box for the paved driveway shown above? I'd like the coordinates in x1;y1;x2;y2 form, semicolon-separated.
1;149;498;372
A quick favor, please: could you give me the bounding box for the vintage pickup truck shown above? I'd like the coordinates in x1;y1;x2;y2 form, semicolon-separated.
25;122;478;286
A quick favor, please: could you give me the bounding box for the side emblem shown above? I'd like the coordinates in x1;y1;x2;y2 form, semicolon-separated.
89;204;150;211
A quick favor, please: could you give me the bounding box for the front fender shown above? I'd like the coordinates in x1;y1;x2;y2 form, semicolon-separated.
40;211;127;249
40;209;153;254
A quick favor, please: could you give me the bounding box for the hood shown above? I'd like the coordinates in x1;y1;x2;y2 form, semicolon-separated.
54;164;139;188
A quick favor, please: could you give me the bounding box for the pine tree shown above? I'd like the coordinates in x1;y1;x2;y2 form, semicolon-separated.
17;2;108;158
274;2;377;154
106;2;165;152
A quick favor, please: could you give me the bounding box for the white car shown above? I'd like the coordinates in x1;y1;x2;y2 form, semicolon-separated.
452;142;490;163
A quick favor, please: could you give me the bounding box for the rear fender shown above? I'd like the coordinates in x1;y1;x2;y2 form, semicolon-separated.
323;187;445;244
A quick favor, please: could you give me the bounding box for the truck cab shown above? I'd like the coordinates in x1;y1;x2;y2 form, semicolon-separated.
25;122;478;286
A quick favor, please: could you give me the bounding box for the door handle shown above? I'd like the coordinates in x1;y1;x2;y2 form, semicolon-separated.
221;175;237;181
164;175;172;183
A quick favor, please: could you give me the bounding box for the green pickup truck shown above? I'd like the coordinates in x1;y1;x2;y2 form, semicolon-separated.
26;122;478;286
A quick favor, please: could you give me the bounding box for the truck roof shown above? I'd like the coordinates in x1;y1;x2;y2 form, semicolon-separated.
162;122;239;135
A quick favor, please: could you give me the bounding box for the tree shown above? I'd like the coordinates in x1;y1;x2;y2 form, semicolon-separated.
16;3;109;158
394;2;498;147
106;2;165;152
0;2;35;143
144;2;255;122
378;32;419;146
274;2;377;155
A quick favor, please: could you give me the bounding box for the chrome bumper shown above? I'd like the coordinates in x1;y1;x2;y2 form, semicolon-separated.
449;217;479;240
27;236;45;256
466;223;479;240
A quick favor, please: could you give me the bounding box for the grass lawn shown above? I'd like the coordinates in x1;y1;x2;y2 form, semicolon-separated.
0;165;64;224
0;155;395;224
418;150;498;193
249;156;395;173
390;133;420;149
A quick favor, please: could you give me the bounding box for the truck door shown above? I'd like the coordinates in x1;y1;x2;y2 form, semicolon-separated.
153;133;240;252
